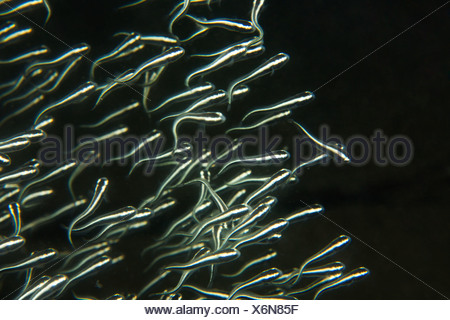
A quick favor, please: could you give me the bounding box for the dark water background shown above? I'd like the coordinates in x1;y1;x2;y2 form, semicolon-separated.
0;0;448;299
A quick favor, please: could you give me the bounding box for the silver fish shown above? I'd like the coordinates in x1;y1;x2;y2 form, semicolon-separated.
217;150;290;176
61;247;112;275
230;84;251;100
225;173;292;187
222;249;277;278
71;126;129;154
214;169;253;192
293;235;351;285
186;204;250;245
313;267;370;299
25;43;90;75
242;91;315;121
183;177;230;214
114;43;145;61
243;168;292;205
129;140;178;175
18;159;77;200
100;220;149;240
144;242;206;272
0;248;58;273
93;70;133;108
33;81;97;125
227;53;290;104
33;116;54;131
0;0;51;24
148;82;215;113
221;203;272;247
137;270;171;298
181;26;209;43
0;137;30;153
287;271;343;296
22;198;87;232
90;32;141;79
226;188;247;206
39;56;83;94
131;142;192;173
172;112;226;146
186;15;254;33
165;248;240;271
62;256;111;292
0;95;44;128
0;165;39;185
139;158;193;208
228;267;282;299
68;177;109;247
110;208;152;235
115;46;185;83
242;44;265;60
114;32;179;46
0;21;16;37
72;206;137;233
160;89;227;121
67;151;100;200
173;149;213;186
168;0;190;33
163;247;211;294
245;193;277;210
152;201;211;244
0;68;43;99
31;274;68;300
226;109;292;134
275;261;345;286
290;120;350;163
0;235;26;256
191;37;261;58
292;153;329;175
284;204;324;224
59;241;112;270
205;138;244;172
249;0;266;45
0;45;48;64
232;218;289;250
185;44;247;86
81;101;140;128
302;261;346;277
17;276;51;300
149;197;176;215
0;27;32;45
5;129;46;143
108;129;161;163
20;187;54;208
3;70;58;105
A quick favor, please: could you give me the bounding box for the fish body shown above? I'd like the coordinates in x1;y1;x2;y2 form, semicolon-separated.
0;248;58;273
0;236;26;256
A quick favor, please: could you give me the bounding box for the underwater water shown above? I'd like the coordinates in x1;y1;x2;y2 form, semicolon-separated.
0;0;448;300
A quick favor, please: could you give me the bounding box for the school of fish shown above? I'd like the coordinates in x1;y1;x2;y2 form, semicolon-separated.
0;0;369;299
